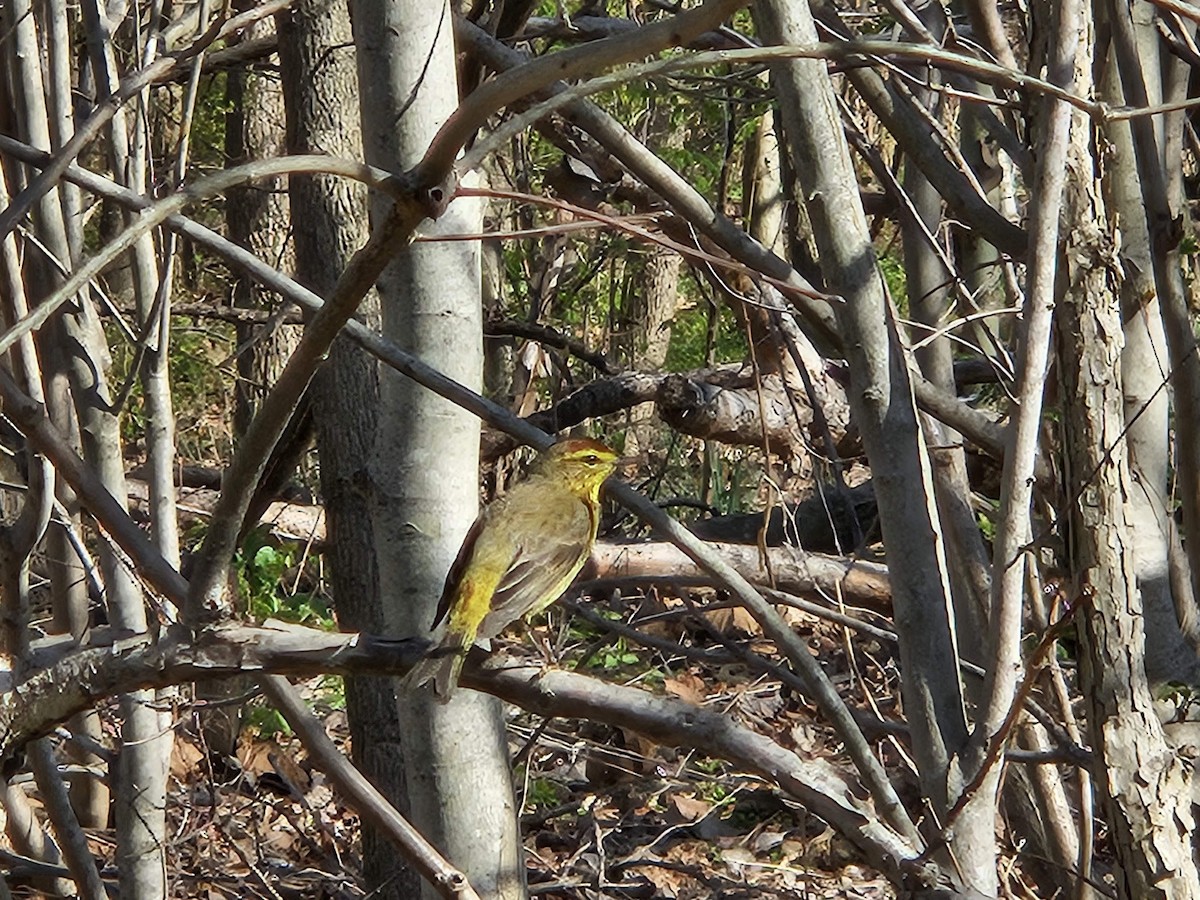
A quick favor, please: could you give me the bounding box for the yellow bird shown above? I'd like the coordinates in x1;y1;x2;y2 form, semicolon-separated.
404;438;620;700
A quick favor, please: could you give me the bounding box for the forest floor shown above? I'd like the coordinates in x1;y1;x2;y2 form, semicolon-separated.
117;595;911;898
153;691;897;899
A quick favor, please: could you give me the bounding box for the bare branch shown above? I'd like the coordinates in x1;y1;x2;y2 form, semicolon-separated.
590;540;891;609
0;155;405;362
259;676;481;900
0;0;293;241
0;623;927;890
418;0;749;187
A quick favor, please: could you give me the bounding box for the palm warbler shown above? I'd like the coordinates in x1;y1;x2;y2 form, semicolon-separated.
404;438;620;699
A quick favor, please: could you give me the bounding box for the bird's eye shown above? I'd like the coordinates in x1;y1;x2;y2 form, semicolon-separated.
584;454;600;465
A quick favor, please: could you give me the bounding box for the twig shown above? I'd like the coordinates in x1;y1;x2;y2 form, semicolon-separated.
0;0;293;241
27;740;106;900
417;0;747;186
976;0;1079;749
0;155;404;362
0;622;926;889
260;675;482;900
486;317;615;374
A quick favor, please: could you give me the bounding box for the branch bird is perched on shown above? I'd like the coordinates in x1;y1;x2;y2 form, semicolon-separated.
404;438;620;700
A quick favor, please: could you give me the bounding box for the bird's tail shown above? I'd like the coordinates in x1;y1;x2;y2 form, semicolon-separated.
402;636;468;703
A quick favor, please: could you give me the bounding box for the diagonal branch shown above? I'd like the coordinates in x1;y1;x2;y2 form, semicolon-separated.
417;0;749;186
0;0;293;241
0;622;923;887
0;155;404;361
0;140;923;851
458;20;1005;453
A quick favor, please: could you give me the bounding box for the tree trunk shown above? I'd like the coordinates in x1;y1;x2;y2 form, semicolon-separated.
28;0;111;834
353;1;525;897
1099;0;1199;683
218;13;298;757
24;1;173;892
756;0;977;885
624;246;680;457
1058;32;1200;886
226;14;299;440
277;2;410;896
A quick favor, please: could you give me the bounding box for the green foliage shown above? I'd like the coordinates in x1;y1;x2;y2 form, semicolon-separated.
633;441;759;526
244;703;291;739
107;317;234;461
878;252;908;315
243;677;344;741
580;634;641;672
315;675;347;712
236;529;332;628
703;447;758;515
188;72;235;174
526;777;563;809
1156;681;1200;717
697;780;730;804
977;511;996;543
663;297;747;372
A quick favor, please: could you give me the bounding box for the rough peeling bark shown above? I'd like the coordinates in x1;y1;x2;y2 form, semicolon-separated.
1057;115;1200;896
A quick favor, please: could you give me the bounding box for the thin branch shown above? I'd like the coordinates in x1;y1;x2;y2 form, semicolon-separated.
0;132;922;857
976;0;1080;777
417;0;749;186
459;21;1004;453
486;317;615;374
0;0;293;240
0;155;406;361
463;185;838;304
1147;0;1200;25
27;741;106;900
259;676;481;900
0;623;925;888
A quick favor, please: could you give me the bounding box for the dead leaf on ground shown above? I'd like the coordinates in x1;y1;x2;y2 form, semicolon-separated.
668;793;713;823
700;603;760;637
170;735;204;779
664;672;707;705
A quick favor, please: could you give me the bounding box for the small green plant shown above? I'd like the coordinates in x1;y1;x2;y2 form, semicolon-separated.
878;252;908;315
245;702;291;739
526;778;562;809
236;530;332;628
314;676;346;712
583;636;641;671
698;781;730;804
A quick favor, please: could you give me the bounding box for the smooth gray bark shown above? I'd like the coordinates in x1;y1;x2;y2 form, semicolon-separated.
31;0;110;834
353;2;525;897
758;0;971;839
16;0;170;893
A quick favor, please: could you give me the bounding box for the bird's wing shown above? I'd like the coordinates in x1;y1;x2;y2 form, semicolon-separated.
477;542;589;640
477;498;596;639
431;511;495;630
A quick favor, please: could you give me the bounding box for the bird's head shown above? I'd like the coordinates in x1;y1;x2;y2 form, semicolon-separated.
534;438;621;499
